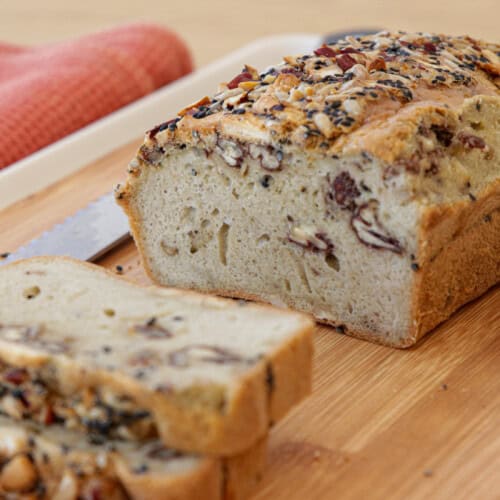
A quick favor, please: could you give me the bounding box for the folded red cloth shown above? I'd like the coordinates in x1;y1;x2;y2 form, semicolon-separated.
0;23;192;169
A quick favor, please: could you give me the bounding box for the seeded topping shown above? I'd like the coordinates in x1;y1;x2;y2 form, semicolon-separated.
0;361;155;442
146;31;499;153
0;415;223;499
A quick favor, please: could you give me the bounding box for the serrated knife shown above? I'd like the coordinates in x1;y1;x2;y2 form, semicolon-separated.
1;29;380;266
1;193;129;265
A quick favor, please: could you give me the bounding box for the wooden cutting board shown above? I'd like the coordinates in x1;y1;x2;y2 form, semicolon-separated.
1;141;499;500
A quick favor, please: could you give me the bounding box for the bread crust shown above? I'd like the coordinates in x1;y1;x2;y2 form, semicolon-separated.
0;416;267;500
0;257;313;455
121;32;499;165
411;178;500;342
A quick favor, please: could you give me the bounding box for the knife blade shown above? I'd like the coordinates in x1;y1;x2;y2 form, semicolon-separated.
2;29;381;266
1;192;129;265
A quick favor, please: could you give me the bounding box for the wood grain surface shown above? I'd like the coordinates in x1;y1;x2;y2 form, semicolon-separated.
1;5;499;499
0;138;499;500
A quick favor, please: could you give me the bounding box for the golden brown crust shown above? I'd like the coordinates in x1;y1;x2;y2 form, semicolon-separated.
129;31;499;169
411;178;500;341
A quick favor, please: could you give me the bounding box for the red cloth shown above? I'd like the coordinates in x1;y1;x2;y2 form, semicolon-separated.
0;23;192;169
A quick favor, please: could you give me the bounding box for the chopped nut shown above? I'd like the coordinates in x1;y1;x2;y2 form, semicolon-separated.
239;80;259;91
1;453;38;492
313;112;335;138
351;202;403;254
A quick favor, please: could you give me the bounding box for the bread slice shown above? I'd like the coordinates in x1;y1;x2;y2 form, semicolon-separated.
0;415;266;500
117;31;500;347
0;257;312;455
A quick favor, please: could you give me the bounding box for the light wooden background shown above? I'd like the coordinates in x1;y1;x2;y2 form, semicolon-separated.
1;0;499;66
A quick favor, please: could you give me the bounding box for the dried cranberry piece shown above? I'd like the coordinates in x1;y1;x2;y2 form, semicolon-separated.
314;46;337;57
336;54;357;72
43;405;55;425
458;132;486;149
430;125;454;147
4;368;28;385
368;57;386;72
423;42;437;54
328;172;360;210
339;47;359;55
227;71;254;89
281;68;303;78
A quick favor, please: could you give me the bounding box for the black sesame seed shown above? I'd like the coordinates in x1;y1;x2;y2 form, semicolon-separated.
191;168;198;176
468;193;477;202
0;253;10;259
483;214;492;223
265;364;275;394
335;325;346;334
115;265;123;273
102;345;112;354
168;118;180;131
11;388;25;400
88;434;107;446
260;175;273;188
411;262;420;272
133;464;150;474
232;108;246;115
360;181;372;193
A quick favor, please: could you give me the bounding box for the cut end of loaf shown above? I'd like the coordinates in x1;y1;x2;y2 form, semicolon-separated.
118;31;500;347
0;257;313;455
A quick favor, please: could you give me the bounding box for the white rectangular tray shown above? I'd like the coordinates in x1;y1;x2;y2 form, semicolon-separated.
0;34;321;211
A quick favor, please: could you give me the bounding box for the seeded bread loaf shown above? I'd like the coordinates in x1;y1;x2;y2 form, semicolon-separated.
0;415;266;500
0;257;312;455
117;31;500;347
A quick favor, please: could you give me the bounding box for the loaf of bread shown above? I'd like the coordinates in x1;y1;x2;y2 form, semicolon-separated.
0;415;266;500
0;257;312;455
117;31;500;347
